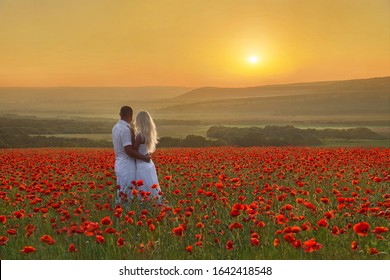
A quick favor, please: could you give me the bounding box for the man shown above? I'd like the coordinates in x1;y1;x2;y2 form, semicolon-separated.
112;106;150;204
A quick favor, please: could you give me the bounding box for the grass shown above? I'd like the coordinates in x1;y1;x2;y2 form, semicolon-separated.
322;139;390;148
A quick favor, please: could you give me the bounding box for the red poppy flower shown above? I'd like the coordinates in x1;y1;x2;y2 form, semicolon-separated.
6;229;17;236
292;240;302;249
303;238;323;253
0;215;6;224
232;203;246;211
351;241;359;251
13;211;24;219
20;246;36;254
324;211;334;219
172;225;185;237
250;238;260;246
276;214;288;224
40;235;56;245
114;206;123;218
138;243;145;253
353;222;370;236
372;227;388;234
317;218;329;228
226;240;234;250
284;233;295;243
101;216;112;226
320;197;329;204
291;226;301;233
283;226;292;233
186;245;193;253
104;227;116;234
85;231;94;237
303;201;316;212
256;221;266;227
373;177;382;183
273;238;280;247
0;236;9;246
196;222;205;228
68;244;77;252
131;189;138;196
229;222;243;230
331;226;340;236
136;180;144;186
368;248;379;255
195;241;203;247
297;181;305;187
296;198;304;204
96;235;105;244
283;204;294;211
117;237;125;247
230;209;241;217
84;221;100;236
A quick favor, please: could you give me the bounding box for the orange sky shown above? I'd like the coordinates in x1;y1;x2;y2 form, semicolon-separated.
0;0;389;87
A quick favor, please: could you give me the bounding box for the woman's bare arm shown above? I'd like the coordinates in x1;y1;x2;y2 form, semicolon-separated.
133;134;143;151
130;127;136;146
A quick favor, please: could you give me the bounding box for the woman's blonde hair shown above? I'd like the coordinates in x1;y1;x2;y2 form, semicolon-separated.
135;111;158;153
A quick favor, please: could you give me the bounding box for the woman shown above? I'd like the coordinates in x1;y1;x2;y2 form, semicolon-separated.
133;111;162;205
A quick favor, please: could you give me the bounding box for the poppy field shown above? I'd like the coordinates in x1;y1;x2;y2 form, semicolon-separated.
0;147;389;260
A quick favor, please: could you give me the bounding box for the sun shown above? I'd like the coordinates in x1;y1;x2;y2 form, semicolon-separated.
248;55;259;64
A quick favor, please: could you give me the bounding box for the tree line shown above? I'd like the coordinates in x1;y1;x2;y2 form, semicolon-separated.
0;115;386;148
0;127;110;148
205;125;385;147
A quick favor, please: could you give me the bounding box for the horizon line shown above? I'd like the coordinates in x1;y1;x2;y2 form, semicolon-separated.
0;75;388;89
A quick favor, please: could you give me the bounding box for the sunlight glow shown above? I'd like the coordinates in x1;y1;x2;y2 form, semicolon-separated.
248;56;259;64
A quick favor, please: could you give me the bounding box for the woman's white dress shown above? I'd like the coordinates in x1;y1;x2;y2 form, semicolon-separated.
136;144;162;204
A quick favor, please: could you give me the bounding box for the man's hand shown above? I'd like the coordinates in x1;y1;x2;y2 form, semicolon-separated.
124;145;151;162
144;153;151;163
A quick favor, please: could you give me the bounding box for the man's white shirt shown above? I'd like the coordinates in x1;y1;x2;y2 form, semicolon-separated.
112;120;132;161
112;119;136;200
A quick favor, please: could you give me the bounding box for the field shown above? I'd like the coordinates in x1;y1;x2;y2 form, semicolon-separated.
29;133;390;148
0;147;389;260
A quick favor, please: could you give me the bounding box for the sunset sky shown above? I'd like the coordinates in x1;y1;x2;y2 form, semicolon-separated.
0;0;389;87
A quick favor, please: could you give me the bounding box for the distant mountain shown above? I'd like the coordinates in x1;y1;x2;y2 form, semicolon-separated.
0;86;194;119
157;77;390;118
0;77;388;123
0;86;193;102
174;76;390;102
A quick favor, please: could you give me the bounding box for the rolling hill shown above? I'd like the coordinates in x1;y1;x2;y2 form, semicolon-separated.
0;77;388;126
0;86;193;102
173;76;390;102
0;86;193;119
157;77;390;120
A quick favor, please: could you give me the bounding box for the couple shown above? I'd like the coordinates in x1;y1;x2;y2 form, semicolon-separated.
112;106;162;206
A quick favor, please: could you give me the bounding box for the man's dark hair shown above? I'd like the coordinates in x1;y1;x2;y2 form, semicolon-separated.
120;106;133;118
